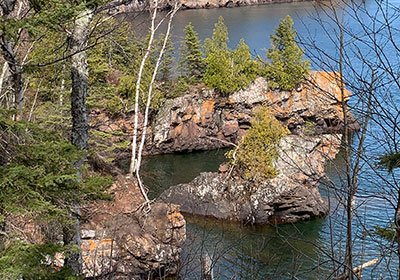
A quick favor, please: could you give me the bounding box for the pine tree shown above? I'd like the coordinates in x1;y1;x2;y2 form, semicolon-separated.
265;15;310;91
180;22;205;77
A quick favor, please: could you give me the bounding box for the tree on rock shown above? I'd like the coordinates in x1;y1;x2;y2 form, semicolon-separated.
226;107;289;186
180;22;205;77
265;15;310;91
203;17;261;95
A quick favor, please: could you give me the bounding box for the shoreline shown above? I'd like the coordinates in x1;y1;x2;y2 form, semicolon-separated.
117;0;316;12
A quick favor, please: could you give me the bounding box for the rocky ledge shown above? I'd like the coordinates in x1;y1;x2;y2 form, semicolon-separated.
159;134;341;224
81;176;186;279
91;71;357;160
150;71;357;154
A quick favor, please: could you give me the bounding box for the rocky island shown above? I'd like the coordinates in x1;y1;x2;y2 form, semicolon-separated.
80;70;356;277
156;71;353;224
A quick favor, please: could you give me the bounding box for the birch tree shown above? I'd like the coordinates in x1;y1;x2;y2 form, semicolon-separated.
129;1;181;207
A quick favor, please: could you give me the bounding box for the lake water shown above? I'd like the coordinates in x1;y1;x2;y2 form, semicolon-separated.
136;1;400;279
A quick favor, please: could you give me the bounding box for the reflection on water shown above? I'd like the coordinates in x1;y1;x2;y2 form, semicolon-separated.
181;215;328;280
142;144;398;279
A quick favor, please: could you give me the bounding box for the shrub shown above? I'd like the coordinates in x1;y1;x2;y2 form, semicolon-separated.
226;107;289;184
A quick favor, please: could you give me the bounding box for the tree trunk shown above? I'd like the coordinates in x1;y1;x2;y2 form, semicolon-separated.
67;6;94;275
70;8;93;150
0;0;24;120
0;62;9;96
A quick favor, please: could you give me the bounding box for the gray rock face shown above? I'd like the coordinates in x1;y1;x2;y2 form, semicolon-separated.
159;134;342;224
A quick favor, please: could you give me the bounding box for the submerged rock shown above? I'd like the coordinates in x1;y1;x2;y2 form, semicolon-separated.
159;134;341;224
81;176;186;279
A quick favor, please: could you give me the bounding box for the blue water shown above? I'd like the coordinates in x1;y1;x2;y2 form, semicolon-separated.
137;0;400;278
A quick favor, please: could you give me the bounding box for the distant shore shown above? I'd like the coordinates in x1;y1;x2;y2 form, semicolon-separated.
116;0;314;12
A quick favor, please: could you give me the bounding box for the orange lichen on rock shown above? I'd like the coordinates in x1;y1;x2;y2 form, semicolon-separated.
168;211;186;228
310;71;351;102
200;99;215;125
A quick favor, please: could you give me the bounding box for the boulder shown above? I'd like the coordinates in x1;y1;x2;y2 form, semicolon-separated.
81;176;186;279
159;134;341;224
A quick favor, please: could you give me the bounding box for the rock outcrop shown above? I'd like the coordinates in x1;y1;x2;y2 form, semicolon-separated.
81;176;186;279
149;71;356;154
90;71;357;159
159;134;341;224
89;71;356;225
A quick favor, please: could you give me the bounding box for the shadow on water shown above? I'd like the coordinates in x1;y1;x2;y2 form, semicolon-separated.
141;148;229;199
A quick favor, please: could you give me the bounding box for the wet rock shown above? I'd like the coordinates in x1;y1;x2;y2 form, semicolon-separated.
159;134;341;224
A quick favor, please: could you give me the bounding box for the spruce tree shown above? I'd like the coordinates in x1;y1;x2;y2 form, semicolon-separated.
203;17;261;95
265;15;310;91
204;16;229;55
203;16;234;95
180;22;205;77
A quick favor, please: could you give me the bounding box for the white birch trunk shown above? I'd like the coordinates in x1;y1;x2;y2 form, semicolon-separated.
136;3;179;170
135;2;180;206
0;62;8;96
129;1;159;176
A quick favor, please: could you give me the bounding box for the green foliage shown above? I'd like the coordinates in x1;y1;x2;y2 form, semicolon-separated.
226;106;289;184
0;242;77;280
86;20;168;114
0;111;111;278
374;223;396;242
204;16;229;55
180;22;205;77
158;33;175;81
265;15;310;91
118;74;164;111
379;152;400;173
203;17;261;95
0;1;80;41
